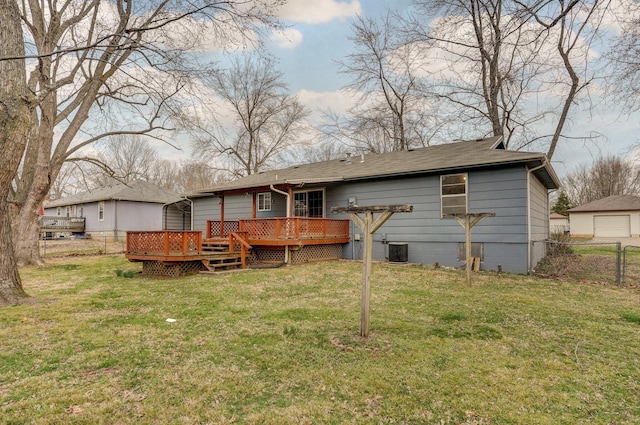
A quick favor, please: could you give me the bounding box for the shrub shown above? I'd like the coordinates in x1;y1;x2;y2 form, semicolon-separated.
547;232;573;256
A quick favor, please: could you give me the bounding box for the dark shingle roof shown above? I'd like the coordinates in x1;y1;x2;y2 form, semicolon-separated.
568;195;640;213
45;181;183;208
190;137;559;196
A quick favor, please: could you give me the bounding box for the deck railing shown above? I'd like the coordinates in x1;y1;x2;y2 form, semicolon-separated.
207;217;349;241
38;216;86;233
206;220;240;239
126;231;202;256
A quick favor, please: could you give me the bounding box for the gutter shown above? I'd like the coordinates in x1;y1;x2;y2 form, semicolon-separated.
270;184;291;264
527;161;549;274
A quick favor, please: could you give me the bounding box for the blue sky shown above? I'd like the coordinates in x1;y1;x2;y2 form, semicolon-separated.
176;0;640;179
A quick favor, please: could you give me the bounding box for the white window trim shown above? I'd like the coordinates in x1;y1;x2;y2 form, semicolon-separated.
257;192;272;212
56;207;61;216
441;173;468;217
98;201;105;221
293;188;326;218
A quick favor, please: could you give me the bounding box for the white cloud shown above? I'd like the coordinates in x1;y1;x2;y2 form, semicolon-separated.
277;0;362;24
270;28;304;49
296;88;359;121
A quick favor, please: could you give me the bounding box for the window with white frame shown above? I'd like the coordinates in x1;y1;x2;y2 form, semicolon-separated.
258;192;272;212
441;173;467;217
294;189;324;218
98;201;105;221
56;207;61;216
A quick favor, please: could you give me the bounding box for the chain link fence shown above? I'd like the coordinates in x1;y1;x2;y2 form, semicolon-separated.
39;236;126;258
533;239;640;286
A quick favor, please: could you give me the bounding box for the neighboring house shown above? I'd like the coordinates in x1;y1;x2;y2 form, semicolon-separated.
568;195;640;238
44;181;185;239
172;137;559;274
550;212;570;234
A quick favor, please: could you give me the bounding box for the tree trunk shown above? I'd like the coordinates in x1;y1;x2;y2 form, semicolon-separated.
0;0;31;304
12;203;44;267
0;199;27;304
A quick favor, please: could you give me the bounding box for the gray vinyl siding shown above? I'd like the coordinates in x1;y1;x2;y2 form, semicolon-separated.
192;196;219;232
192;192;289;231
253;191;287;218
45;200;164;235
259;192;287;217
163;204;191;230
529;172;550;271
224;195;253;219
328;166;531;273
116;201;164;231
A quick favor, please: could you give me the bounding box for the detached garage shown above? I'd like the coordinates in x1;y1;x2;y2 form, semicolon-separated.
568;195;640;238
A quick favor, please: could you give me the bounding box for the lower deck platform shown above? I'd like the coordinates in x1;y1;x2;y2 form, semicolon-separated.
125;230;347;277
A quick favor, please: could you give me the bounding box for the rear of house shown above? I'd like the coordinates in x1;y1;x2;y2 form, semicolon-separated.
184;137;559;274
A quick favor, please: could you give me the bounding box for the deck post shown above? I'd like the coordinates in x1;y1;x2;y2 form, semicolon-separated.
219;196;225;238
446;212;496;286
252;192;257;218
331;205;413;338
182;232;188;255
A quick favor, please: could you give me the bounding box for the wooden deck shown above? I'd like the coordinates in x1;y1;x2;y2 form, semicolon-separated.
125;231;206;262
125;230;250;275
206;218;350;246
125;218;350;275
39;216;86;234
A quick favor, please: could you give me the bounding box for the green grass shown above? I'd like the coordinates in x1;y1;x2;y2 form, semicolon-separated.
2;256;640;424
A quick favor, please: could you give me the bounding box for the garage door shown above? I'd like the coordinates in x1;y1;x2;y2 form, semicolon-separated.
594;215;631;238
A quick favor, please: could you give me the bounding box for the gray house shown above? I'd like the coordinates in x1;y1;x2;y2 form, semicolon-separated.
175;137;559;274
44;181;185;239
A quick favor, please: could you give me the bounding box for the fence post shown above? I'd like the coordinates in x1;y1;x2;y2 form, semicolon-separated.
622;246;627;286
616;242;621;286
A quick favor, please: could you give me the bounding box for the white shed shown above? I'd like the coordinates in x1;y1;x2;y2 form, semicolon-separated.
550;212;569;234
568;195;640;238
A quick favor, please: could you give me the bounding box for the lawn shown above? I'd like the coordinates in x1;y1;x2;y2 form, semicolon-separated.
2;256;640;424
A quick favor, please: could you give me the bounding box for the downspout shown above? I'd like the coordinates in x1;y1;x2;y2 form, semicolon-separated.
114;199;119;242
187;197;194;231
270;184;290;264
527;160;549;274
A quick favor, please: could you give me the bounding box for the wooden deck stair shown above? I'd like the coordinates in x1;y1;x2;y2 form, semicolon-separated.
201;240;230;252
200;234;252;272
201;252;244;272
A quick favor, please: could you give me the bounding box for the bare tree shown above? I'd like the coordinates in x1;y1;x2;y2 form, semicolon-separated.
334;13;443;153
402;0;609;157
190;54;308;178
1;0;280;303
0;0;30;305
562;156;640;205
607;3;640;111
53;138;223;194
174;160;226;192
48;162;86;200
91;136;162;187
